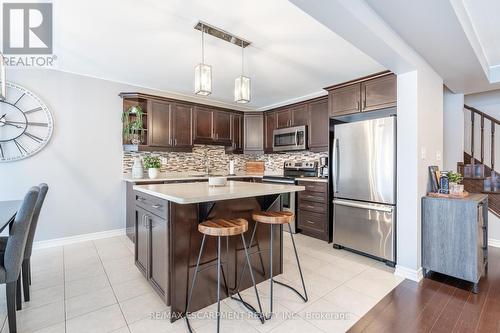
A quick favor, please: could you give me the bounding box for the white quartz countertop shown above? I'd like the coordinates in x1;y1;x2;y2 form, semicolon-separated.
133;181;305;204
123;172;328;183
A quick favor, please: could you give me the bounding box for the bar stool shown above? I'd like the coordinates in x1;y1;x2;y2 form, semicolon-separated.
185;218;264;333
238;211;308;320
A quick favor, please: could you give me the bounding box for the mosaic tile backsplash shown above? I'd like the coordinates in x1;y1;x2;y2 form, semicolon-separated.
123;145;327;174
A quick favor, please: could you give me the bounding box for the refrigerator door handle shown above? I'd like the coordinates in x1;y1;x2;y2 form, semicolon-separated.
333;199;394;213
332;138;339;193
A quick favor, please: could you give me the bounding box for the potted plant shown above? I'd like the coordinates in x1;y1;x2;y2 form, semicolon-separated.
122;105;144;145
447;171;464;195
143;155;162;179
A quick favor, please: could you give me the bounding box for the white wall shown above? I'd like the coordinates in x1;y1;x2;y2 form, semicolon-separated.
0;68;213;241
443;87;465;170
396;69;444;277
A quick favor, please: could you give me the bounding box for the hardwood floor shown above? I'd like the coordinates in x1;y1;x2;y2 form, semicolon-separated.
349;246;500;333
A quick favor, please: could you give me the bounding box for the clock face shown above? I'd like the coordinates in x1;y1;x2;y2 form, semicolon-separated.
0;82;53;162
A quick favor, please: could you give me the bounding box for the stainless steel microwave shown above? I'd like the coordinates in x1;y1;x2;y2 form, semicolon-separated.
273;125;307;152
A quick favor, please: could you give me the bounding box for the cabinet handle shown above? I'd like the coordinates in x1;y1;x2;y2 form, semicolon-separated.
152;204;162;209
363;86;367;110
306;205;315;209
174;138;177;146
137;197;145;202
356;101;360;111
306;220;315;224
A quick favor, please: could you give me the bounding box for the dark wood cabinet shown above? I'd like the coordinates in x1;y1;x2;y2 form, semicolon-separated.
194;107;214;143
228;113;243;153
264;111;276;153
308;98;329;152
296;180;330;241
150;214;168;294
135;206;149;274
276;109;291;128
291;104;309;126
326;72;396;117
134;191;169;303
244;113;264;153
171;103;192;147
361;75;397;112
328;84;361;117
214;111;232;144
148;101;171;147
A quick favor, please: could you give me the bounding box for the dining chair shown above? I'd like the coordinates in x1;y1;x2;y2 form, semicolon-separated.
0;184;48;303
1;187;39;333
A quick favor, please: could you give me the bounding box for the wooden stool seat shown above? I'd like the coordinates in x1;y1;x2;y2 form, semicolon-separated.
198;218;248;237
252;211;294;225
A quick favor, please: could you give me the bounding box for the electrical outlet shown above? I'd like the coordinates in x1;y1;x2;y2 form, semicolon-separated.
421;147;427;160
436;151;442;161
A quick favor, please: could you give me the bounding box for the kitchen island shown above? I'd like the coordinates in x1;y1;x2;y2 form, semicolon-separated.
132;180;304;321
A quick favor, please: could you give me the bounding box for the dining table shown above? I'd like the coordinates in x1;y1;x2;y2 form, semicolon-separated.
0;200;22;233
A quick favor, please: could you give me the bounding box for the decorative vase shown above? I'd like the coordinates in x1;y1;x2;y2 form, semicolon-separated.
148;168;160;179
132;157;144;179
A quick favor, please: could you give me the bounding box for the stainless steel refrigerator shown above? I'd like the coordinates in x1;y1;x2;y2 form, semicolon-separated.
331;115;396;264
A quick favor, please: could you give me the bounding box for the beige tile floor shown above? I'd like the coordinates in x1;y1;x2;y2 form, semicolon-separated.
0;233;403;333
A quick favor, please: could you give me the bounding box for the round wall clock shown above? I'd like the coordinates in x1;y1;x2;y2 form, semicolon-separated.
0;82;53;162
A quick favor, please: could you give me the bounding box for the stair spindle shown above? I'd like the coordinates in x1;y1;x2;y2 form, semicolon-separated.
471;111;475;164
492;124;495;172
480;116;484;163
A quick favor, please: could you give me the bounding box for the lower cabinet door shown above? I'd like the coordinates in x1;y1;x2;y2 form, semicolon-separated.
135;208;149;275
150;215;168;295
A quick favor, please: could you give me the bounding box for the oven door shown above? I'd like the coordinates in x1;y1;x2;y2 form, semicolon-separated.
273;126;307;152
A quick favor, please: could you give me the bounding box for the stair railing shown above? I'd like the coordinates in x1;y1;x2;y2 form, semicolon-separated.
464;105;499;173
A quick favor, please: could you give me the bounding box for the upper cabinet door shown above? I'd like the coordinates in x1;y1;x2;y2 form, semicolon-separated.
329;84;361;117
149;101;172;147
214;111;232;144
232;114;243;151
194;107;214;143
244;113;264;152
291;104;309;126
308;98;329;152
171;103;193;147
361;74;396;112
264;112;276;152
276;109;292;128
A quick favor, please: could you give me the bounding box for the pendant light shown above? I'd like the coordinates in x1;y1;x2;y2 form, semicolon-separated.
194;24;212;96
0;53;5;100
234;41;251;103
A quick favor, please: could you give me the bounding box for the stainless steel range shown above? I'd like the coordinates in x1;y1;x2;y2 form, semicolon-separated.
262;161;318;233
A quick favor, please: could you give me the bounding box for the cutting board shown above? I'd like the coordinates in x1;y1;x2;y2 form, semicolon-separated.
245;161;265;175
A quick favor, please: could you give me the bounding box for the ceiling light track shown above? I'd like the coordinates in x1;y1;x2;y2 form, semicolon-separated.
194;21;251;48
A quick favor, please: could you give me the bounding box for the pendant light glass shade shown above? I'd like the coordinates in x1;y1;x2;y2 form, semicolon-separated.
194;24;212;96
234;41;250;103
234;75;250;103
194;63;212;96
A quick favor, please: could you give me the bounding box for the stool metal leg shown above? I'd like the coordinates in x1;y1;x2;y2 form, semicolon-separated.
272;223;308;302
185;234;207;333
241;233;265;323
216;236;222;333
267;224;274;320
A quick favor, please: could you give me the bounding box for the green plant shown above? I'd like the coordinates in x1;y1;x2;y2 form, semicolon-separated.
447;171;463;184
122;105;144;142
143;155;161;169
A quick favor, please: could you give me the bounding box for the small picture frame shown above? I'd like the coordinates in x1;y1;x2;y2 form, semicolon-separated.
429;166;439;193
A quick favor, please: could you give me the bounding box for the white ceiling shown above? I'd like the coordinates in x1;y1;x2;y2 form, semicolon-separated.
364;0;500;95
51;0;384;110
462;0;500;67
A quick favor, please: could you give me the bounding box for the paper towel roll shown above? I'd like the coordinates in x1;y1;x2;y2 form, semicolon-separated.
229;160;235;175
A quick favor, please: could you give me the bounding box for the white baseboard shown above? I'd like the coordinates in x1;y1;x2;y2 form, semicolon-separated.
34;228;126;249
489;238;500;248
394;265;423;282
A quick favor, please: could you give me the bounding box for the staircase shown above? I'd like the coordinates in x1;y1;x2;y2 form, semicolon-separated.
458;105;500;217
